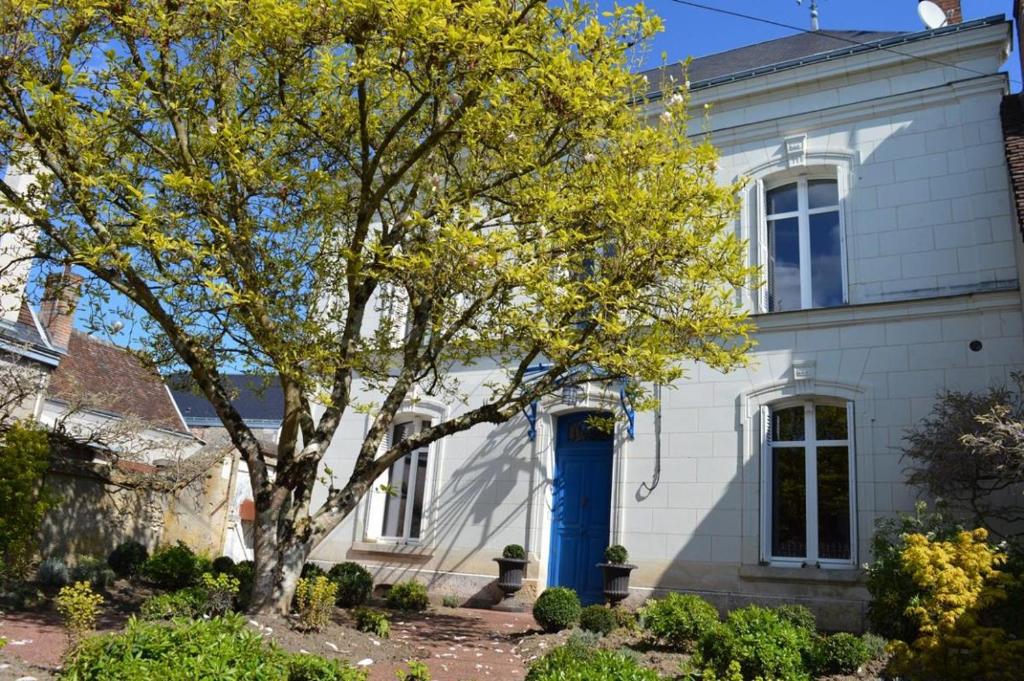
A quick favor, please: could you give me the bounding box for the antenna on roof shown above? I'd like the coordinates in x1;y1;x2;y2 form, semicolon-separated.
917;1;949;29
796;0;821;31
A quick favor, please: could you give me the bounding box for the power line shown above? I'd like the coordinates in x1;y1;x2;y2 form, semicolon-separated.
659;0;1021;88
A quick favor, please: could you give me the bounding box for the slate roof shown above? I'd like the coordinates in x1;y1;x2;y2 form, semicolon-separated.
47;330;190;434
169;374;283;428
1001;93;1024;241
0;301;62;366
640;30;905;93
639;16;1006;97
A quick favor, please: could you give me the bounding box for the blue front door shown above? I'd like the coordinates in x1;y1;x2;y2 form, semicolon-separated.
548;411;614;605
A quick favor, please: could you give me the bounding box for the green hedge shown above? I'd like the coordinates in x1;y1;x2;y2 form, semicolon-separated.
532;587;581;633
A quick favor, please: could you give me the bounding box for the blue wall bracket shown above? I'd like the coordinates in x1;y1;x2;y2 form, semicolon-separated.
619;387;636;440
523;400;539;440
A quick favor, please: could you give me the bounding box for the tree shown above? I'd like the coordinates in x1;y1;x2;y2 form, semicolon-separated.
0;0;753;613
902;375;1024;537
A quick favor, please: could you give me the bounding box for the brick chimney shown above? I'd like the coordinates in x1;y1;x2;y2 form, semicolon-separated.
927;0;962;25
39;268;83;349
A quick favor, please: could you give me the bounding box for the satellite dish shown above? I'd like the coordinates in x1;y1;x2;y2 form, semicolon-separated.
918;1;949;29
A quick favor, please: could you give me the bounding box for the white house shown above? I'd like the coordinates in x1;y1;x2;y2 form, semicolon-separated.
308;1;1022;630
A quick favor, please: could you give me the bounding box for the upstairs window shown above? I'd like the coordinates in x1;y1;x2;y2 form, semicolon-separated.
760;176;846;312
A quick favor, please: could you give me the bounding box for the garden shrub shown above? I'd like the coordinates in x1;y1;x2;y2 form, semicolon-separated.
774;604;816;633
502;544;526;560
860;632;887;660
525;645;661;681
866;501;959;641
302;562;327;580
287;653;366;681
886;528;1024;681
386;580;429;611
0;421;56;581
141;542;203;590
212;555;236;574
352;607;390;638
200;571;240;616
397;661;431;681
36;557;69;586
107;540;149;579
698;606;812;681
295;576;338;632
442;593;460;608
61;615;367;681
327;562;373;607
138;588;204;620
563;628;601;656
810;632;871;675
234;559;255;610
532;587;581;633
579;604;617;635
639;592;719;649
604;544;629;564
612;605;638;631
56;581;104;641
70;556;116;590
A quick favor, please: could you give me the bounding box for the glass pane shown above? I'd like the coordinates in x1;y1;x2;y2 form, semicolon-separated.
772;405;805;442
392;421;413;445
767;183;798;214
809;211;844;308
808;179;838;209
409;451;429;538
772;446;807;558
817;446;851;560
815;404;848;440
381;453;412;537
769;217;801;312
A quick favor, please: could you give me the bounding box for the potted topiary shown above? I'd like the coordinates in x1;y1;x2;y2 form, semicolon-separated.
493;544;529;610
597;544;637;606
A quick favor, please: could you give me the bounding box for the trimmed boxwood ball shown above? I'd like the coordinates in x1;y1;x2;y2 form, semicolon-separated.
502;544;526;560
386;580;430;611
328;562;374;607
604;544;629;564
639;592;719;649
811;632;872;675
107;540;148;578
532;587;582;633
211;556;236;574
579;604;617;635
301;562;327;580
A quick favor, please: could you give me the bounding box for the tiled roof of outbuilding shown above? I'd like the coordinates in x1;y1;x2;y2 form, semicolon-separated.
47;330;190;434
1001;93;1024;241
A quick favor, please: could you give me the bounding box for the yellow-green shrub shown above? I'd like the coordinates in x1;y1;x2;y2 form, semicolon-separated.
56;581;104;640
888;529;1024;680
295;575;338;631
199;571;240;616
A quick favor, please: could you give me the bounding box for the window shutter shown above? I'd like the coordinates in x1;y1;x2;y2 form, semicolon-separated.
756;179;770;313
759;404;772;563
836;166;850;305
846;400;858;563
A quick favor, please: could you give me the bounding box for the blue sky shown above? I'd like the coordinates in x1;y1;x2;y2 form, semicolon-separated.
603;0;1020;89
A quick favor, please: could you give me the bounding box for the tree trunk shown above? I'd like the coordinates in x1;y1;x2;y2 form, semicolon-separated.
248;498;314;615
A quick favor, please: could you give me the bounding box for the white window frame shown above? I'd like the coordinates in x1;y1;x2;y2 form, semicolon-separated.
756;169;848;313
759;399;856;568
364;416;436;545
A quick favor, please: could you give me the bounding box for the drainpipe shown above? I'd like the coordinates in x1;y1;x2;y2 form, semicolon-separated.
641;383;662;494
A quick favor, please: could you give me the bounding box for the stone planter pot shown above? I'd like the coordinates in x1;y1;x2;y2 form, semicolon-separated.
493;557;529;610
598;562;637;605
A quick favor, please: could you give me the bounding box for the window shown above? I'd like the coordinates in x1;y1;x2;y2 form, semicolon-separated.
379;418;432;541
761;176;845;312
761;400;855;566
